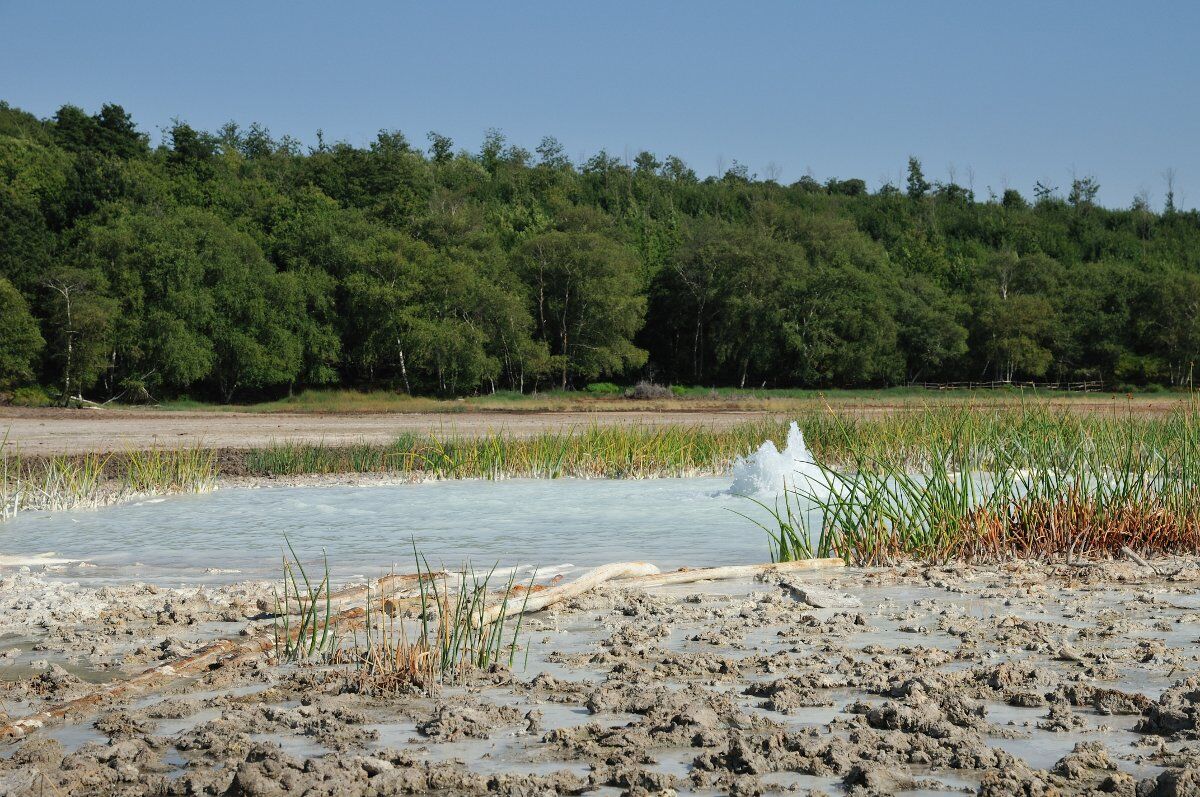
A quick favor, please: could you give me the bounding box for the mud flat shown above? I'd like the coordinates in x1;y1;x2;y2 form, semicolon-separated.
2;558;1199;796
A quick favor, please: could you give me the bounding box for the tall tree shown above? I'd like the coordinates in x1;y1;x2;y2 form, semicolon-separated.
516;231;646;389
0;276;43;389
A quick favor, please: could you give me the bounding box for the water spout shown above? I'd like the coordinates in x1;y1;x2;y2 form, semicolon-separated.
729;422;824;497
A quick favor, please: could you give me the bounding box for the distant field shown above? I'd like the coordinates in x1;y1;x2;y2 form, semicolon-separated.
150;386;1186;415
1;387;1192;456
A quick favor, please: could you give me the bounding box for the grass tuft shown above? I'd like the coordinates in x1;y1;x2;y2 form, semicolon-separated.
273;540;336;662
336;543;532;695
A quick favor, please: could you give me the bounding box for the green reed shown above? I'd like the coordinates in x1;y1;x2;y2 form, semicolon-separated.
123;445;217;494
241;421;789;480
754;404;1200;564
273;539;336;662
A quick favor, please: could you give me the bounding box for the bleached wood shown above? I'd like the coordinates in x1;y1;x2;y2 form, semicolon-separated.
480;561;660;624
0;637;270;743
614;558;845;588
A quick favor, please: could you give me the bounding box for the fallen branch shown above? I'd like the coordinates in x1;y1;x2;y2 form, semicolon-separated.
281;569;449;616
1121;546;1161;576
614;558;844;588
0;636;270;743
481;561;660;624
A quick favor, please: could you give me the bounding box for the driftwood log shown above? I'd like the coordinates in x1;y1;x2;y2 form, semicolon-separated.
0;637;270;743
283;569;450;616
480;561;660;624
615;558;844;588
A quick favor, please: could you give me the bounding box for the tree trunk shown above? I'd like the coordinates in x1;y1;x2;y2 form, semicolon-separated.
561;331;568;391
397;344;411;394
61;296;74;406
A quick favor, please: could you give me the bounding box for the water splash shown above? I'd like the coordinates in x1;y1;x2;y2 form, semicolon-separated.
729;422;824;497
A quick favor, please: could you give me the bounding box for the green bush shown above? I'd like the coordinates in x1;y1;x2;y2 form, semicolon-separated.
10;385;53;407
670;385;685;396
585;382;622;395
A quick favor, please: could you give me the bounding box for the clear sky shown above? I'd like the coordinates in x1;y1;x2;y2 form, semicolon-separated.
2;1;1197;208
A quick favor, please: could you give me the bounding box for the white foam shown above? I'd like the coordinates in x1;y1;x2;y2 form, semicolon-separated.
729;422;825;497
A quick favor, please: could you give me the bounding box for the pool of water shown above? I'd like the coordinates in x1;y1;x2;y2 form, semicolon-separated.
0;476;788;585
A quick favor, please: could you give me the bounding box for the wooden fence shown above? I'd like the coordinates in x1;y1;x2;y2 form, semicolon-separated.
916;380;1105;392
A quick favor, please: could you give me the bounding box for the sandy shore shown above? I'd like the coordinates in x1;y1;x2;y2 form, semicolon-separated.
1;558;1198;795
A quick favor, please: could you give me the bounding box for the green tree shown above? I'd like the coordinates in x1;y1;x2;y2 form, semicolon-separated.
0;276;43;389
515;231;647;389
893;275;969;382
42;266;115;403
906;156;930;200
75;207;303;401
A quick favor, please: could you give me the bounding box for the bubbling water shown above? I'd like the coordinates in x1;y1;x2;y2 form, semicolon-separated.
728;422;825;497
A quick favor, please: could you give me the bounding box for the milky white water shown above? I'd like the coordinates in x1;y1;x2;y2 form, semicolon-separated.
0;478;763;584
0;424;824;585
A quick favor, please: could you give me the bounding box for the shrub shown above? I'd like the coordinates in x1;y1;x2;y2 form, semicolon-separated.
10;386;53;407
624;381;672;400
584;382;622;395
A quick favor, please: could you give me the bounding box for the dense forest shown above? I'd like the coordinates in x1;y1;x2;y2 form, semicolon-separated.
2;100;1199;403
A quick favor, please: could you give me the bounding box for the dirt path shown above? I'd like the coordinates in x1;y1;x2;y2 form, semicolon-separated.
0;408;774;454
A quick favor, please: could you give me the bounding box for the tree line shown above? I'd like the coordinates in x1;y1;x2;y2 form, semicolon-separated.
2;100;1199;403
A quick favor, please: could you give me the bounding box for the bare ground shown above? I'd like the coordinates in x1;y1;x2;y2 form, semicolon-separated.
0;396;1182;455
0;408;770;455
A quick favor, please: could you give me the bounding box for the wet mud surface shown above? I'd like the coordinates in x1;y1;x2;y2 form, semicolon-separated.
2;558;1199;795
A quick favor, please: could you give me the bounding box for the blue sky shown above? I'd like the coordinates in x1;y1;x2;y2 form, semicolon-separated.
2;1;1197;208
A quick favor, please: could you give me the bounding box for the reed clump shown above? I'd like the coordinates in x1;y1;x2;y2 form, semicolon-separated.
273;540;336;662
123;446;217;494
756;404;1200;564
241;421;791;480
336;549;531;696
1;441;218;519
2;444;111;519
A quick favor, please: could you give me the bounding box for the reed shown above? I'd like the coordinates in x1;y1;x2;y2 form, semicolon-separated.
756;404;1200;564
1;445;110;518
123;445;218;494
1;440;218;519
338;544;532;695
241;421;789;480
273;540;336;662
